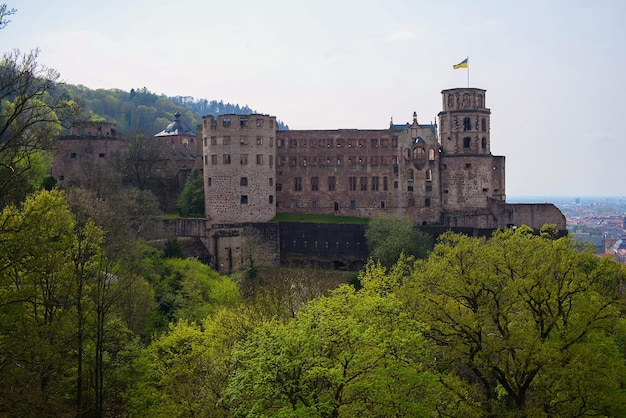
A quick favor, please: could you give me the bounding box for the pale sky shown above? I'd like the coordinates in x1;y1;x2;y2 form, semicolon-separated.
3;0;625;197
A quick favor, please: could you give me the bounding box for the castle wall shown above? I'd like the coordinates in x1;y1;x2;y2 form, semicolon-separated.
51;122;124;188
207;222;280;273
491;202;567;230
275;118;442;225
202;114;277;225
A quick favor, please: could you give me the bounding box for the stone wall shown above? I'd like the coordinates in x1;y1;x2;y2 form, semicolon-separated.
201;114;277;225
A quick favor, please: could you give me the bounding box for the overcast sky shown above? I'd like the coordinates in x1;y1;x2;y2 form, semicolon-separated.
4;0;625;197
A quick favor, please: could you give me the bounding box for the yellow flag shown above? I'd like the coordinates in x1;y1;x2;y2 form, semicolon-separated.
453;58;468;69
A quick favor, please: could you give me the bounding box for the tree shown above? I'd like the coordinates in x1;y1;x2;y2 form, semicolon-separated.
401;227;626;416
112;132;171;190
224;282;451;417
0;190;93;415
364;216;433;268
0;48;78;207
0;3;16;30
176;167;204;217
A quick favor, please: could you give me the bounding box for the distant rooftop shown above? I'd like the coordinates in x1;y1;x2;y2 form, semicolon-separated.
154;112;195;137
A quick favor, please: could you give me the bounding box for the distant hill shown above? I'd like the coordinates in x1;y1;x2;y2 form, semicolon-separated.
59;84;289;135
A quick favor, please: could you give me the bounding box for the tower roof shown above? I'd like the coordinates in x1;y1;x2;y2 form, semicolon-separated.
154;112;195;137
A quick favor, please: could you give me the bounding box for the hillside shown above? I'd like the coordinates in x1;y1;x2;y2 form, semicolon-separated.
59;84;289;135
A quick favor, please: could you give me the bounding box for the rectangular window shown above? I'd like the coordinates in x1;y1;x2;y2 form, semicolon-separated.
223;118;231;127
294;177;302;191
240;177;248;186
328;176;336;191
240;154;248;165
269;155;274;167
392;136;398;147
269;137;274;147
204;155;208;165
70;153;77;159
256;136;263;145
312;200;317;209
223;154;231;164
425;198;431;207
211;154;218;164
372;176;379;191
289;138;297;148
289;156;297;166
240;118;248;128
350;200;356;209
360;177;367;191
256;154;263;165
269;195;273;204
223;136;231;145
348;156;355;166
371;138;379;148
383;176;388;191
99;153;105;158
207;178;212;186
240;195;248;204
311;176;319;191
269;178;273;187
276;183;282;191
210;136;217;145
240;135;248;145
277;156;285;166
349;176;357;191
408;198;415;207
256;118;264;127
299;139;307;147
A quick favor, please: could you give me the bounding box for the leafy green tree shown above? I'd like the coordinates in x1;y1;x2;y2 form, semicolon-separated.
364;216;433;268
125;303;265;418
176;167;205;217
224;282;450;417
0;190;88;415
400;226;626;416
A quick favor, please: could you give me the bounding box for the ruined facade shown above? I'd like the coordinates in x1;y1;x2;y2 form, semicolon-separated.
200;87;566;272
202;87;564;227
51;121;124;189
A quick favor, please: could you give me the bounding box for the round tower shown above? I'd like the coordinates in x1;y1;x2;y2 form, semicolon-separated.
438;88;490;155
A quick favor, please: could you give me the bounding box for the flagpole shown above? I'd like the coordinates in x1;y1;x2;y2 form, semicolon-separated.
467;56;470;87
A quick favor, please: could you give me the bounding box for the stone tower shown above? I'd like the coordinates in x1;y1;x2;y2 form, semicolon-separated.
201;114;277;226
438;88;506;226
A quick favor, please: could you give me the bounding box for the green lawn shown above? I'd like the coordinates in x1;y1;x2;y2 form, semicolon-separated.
269;213;370;224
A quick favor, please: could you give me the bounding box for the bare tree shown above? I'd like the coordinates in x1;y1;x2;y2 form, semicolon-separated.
0;48;78;206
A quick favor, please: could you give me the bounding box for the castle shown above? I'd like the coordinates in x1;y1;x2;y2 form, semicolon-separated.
200;87;565;271
51;87;566;272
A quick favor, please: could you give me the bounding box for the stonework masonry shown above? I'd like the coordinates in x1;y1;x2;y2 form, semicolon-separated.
200;87;567;273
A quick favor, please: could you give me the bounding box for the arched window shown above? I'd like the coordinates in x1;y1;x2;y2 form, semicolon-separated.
428;148;435;161
463;137;471;149
403;148;411;160
463;117;471;131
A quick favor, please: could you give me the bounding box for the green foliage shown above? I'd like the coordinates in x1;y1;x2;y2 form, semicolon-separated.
224;284;450;417
365;216;433;268
176;167;205;217
138;249;240;326
163;236;183;258
400;228;626;416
